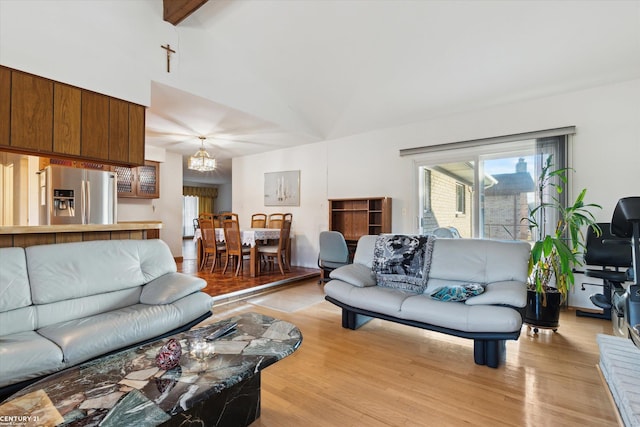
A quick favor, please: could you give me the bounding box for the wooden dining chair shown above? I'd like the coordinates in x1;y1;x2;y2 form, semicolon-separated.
258;219;292;275
251;213;267;228
198;218;225;272
222;218;251;276
198;212;214;221
268;213;284;229
214;212;238;227
283;213;293;266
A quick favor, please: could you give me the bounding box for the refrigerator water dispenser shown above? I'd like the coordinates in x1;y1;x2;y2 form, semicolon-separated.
53;189;75;217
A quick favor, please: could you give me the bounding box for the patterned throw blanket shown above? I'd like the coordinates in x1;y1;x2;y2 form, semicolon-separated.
372;234;435;293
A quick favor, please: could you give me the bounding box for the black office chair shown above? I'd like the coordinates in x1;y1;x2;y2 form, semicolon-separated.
576;222;631;320
611;197;640;344
317;231;350;284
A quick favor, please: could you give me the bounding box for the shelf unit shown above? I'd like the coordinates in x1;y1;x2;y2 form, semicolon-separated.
329;197;392;242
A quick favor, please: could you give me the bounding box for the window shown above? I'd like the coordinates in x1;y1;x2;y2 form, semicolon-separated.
182;196;199;237
411;130;570;238
455;183;465;214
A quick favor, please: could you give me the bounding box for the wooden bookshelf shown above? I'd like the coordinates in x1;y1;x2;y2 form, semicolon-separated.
329;197;392;242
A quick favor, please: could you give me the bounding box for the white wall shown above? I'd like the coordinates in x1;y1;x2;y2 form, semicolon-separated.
117;150;183;257
233;143;328;266
0;0;157;106
215;182;233;213
233;78;640;267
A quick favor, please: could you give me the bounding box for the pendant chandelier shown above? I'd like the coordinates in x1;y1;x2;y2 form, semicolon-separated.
188;136;216;172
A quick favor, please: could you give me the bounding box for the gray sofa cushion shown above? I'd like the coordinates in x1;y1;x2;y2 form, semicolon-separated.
38;299;200;366
35;288;142;329
399;295;524;333
0;247;31;312
463;281;527;307
140;273;207;305
353;235;378;268
324;280;412;316
0;331;65;387
0;306;37;337
329;263;376;287
27;240;177;305
428;238;530;284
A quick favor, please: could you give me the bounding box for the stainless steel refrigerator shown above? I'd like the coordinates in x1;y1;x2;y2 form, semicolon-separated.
38;165;117;225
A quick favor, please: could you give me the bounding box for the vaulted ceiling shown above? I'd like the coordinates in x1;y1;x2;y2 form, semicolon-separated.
144;0;640;184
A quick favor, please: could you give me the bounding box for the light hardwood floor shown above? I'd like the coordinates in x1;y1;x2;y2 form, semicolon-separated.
208;280;619;427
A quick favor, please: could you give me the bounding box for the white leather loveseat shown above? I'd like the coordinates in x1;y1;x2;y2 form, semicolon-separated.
0;239;213;399
324;235;530;368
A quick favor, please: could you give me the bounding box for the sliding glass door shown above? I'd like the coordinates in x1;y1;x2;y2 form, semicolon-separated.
417;136;566;240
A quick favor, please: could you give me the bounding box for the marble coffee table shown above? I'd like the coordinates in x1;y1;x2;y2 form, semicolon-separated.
0;312;302;426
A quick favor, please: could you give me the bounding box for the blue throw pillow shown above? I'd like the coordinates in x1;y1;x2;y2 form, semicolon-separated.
430;283;485;302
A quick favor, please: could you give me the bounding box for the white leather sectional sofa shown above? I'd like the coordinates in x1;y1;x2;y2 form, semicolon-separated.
324;235;531;368
0;239;213;399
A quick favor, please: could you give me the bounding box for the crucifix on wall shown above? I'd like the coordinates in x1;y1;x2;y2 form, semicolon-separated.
160;44;176;73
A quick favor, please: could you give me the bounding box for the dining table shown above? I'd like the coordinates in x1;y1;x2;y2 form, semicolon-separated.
193;227;286;277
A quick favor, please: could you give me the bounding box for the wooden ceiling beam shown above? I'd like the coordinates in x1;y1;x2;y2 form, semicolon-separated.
163;0;209;26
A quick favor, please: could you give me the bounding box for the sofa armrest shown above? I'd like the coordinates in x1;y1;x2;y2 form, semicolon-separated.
464;281;527;308
329;263;376;287
140;273;207;305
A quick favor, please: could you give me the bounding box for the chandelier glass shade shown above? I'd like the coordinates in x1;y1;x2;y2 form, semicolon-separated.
188;137;217;172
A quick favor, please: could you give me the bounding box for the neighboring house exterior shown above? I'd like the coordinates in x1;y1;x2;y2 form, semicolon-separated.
483;158;534;240
421;168;473;238
421;158;534;240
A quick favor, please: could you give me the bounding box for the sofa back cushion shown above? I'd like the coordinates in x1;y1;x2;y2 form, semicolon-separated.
36;288;142;329
428;238;530;285
27;239;177;305
0;247;31;311
0;247;38;335
354;235;378;268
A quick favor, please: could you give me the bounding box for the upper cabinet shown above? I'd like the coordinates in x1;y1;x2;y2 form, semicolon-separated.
53;82;82;156
0;65;146;167
113;160;160;199
81;91;109;160
11;69;54;153
0;67;10;147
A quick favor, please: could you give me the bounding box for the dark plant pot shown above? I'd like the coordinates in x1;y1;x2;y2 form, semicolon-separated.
524;289;562;330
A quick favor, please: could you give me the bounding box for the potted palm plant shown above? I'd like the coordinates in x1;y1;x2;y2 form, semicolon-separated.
521;155;601;332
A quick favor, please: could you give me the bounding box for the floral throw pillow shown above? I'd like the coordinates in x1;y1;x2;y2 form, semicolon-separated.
372;234;435;293
430;283;485;302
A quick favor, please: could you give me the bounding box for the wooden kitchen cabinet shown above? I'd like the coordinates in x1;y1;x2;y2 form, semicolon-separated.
128;104;145;165
329;197;392;242
0;65;146;167
109;98;129;163
0;66;10;147
113;160;159;199
10;70;53;153
81;91;109;160
53;82;82;156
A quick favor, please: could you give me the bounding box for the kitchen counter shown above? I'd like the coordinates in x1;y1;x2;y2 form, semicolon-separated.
0;221;162;248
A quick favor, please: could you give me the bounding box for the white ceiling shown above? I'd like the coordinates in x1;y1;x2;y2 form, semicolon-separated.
145;0;640;184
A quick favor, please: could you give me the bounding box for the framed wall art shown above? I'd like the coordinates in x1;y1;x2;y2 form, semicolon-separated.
264;170;300;206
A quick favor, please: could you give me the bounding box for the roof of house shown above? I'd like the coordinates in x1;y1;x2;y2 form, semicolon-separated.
484;172;535;196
